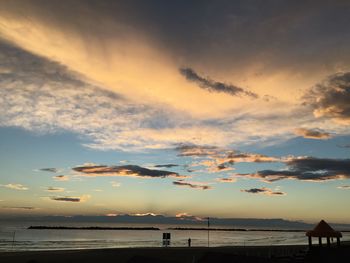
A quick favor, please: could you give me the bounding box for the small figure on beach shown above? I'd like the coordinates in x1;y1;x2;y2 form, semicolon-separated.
188;238;191;247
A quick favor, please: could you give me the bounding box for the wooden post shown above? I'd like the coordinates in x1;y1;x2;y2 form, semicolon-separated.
318;237;322;246
337;237;340;247
308;236;312;248
327;237;330;247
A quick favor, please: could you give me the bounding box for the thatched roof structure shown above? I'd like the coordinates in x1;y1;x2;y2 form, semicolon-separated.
306;220;342;238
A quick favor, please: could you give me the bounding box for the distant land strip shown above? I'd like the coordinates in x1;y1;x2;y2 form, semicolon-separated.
168;227;306;232
28;226;160;230
168;228;350;232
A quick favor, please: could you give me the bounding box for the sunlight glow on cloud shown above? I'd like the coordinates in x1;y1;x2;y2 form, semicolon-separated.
294;128;331;140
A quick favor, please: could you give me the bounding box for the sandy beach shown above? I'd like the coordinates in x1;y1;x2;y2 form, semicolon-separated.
1;244;349;263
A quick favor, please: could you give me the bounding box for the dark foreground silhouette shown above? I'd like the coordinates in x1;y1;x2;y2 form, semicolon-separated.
1;243;350;263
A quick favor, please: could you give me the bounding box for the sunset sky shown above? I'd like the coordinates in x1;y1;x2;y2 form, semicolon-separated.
0;0;350;223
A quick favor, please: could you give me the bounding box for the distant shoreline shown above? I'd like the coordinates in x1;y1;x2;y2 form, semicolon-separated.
28;226;160;230
28;226;350;232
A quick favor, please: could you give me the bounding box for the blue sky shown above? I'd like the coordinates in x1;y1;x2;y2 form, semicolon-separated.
0;0;350;223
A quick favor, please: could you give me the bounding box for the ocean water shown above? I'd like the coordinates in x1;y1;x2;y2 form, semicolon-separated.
1;222;349;252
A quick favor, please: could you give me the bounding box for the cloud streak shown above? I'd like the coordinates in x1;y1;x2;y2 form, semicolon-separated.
0;183;28;190
39;168;58;173
45;187;65;192
241;187;286;196
50;195;90;203
180;67;258;98
73;164;185;178
173;180;212;190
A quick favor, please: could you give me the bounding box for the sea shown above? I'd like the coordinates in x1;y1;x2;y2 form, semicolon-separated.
1;221;349;252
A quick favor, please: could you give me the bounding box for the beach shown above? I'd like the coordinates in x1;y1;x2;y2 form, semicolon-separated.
2;242;350;263
0;245;307;263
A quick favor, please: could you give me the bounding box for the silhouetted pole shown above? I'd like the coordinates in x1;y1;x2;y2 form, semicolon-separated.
12;231;16;249
308;236;312;248
207;217;210;247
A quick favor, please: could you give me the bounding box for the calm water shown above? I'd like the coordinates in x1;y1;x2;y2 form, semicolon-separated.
1;222;349;252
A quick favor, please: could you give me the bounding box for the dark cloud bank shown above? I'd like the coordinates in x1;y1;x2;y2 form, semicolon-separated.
73;164;183;178
238;157;350;182
50;197;82;202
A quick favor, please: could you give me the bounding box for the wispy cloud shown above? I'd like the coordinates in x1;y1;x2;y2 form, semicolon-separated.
111;181;121;187
2;206;39;210
241;187;286;196
73;164;185;178
337;185;350;189
154;164;179;168
39;168;58;173
215;177;237;183
177;144;280;173
53;175;70;181
45;187;65;192
0;183;28;190
294;128;331;140
173;180;212;190
180;67;258;98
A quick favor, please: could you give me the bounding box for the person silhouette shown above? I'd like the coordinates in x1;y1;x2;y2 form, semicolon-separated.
188;238;191;247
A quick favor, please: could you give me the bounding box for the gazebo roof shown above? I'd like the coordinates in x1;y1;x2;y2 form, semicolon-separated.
306;220;342;238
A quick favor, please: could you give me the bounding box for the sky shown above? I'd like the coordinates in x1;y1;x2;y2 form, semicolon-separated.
0;0;350;224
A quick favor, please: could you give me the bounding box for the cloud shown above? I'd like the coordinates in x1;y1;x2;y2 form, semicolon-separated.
337;144;350;148
241;187;286;196
294;128;331;140
111;181;121;187
215;177;237;183
73;164;185;178
178;144;280;173
53;175;70;181
0;183;28;190
45;187;65;192
175;144;219;157
39;168;58;173
2;206;39;210
0;3;350;153
154;164;179;168
337;185;350;189
175;212;203;221
304;72;350;125
180;67;258;98
50;195;90;203
173;180;212;190
237;157;350;182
